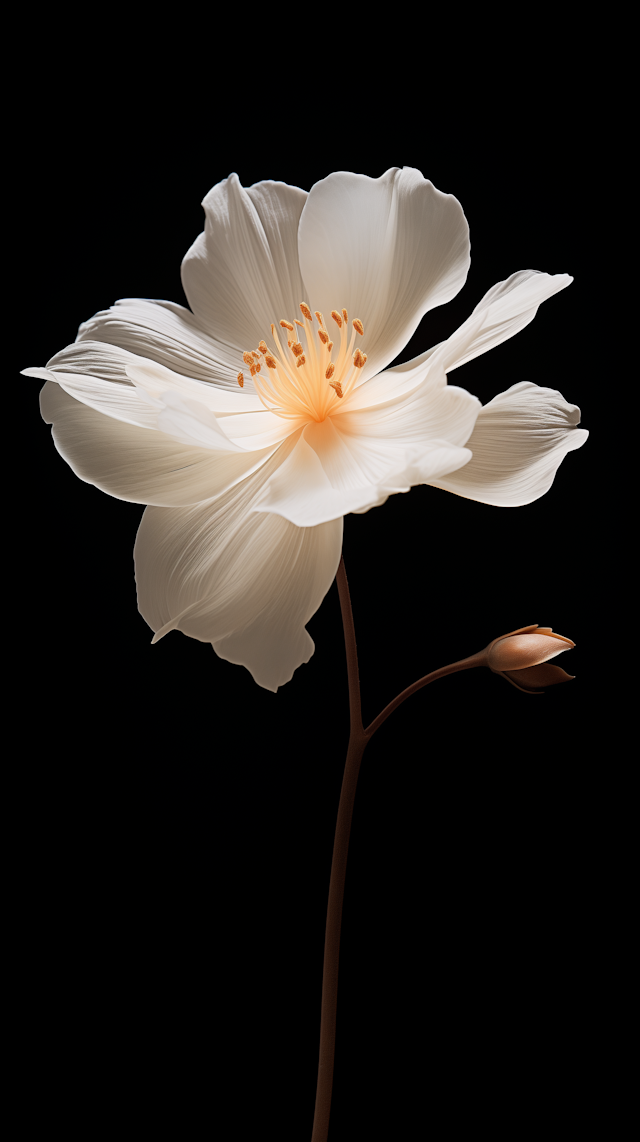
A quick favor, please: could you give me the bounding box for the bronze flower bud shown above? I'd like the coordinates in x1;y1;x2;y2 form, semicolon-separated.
484;624;575;694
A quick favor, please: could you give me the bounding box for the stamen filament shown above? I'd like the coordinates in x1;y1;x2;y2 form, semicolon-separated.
241;300;368;421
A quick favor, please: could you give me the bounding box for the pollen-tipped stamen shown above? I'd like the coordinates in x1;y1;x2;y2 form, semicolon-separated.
272;322;316;407
245;299;368;420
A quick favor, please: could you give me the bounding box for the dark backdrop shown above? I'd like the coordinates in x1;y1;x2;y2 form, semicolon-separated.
13;66;610;1140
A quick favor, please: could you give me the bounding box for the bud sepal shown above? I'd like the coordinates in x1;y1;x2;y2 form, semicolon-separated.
480;625;575;694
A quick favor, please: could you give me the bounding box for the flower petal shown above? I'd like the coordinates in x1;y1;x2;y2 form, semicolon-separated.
502;663;575;692
433;270;573;374
39;381;274;506
180;175;308;362
31;363;252;454
134;443;343;691
70;298;244;388
26;353;294;461
44;339;153;386
122;356;265;413
254;423;471;527
297;167;470;382
122;358;297;449
26;366;160;430
153;391;254;453
427;382;588;505
490;632;574;671
342;345;444;411
348;270;574;410
336;378;481;451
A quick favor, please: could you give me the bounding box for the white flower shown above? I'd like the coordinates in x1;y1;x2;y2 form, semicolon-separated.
25;168;587;691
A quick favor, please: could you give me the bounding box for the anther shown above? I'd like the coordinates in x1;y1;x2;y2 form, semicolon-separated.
291;342;304;357
265;354;277;370
258;340;268;354
237;372;244;388
329;381;343;398
327;341;334;353
296;355;306;368
342;309;348;324
294;319;304;327
243;351;255;366
331;310;343;328
318;329;329;345
252;350;261;359
353;349;367;368
314;311;324;327
299;303;313;320
352;319;364;336
280;319;294;331
325;363;335;379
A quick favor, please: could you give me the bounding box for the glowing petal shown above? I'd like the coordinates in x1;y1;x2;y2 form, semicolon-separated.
134;442;343;691
73;298;243;388
298;167;470;384
181;175;308;366
428;382;588;505
254;427;471;526
39;380;274;506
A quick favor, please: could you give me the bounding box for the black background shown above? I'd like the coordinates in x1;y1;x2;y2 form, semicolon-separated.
13;41;616;1141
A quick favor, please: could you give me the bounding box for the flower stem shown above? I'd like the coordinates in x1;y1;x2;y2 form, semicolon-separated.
364;651;485;737
311;556;368;1142
310;555;484;1141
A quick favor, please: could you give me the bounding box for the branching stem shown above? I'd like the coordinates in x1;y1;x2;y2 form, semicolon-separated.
311;554;485;1141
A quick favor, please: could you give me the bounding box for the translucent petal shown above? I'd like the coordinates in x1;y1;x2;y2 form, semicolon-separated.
428;382;588;505
298;168;470;383
134;442;342;690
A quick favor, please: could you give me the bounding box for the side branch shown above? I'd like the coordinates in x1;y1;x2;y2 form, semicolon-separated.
365;653;486;738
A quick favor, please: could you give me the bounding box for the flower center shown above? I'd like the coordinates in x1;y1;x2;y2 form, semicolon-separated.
237;303;367;422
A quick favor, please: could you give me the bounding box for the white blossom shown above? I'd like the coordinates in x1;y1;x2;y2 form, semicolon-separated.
25;168;587;690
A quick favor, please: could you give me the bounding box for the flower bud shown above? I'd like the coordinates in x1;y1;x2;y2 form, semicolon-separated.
482;624;575;694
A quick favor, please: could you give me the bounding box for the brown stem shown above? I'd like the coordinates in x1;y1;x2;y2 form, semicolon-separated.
311;556;485;1140
311;557;367;1142
364;652;486;738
